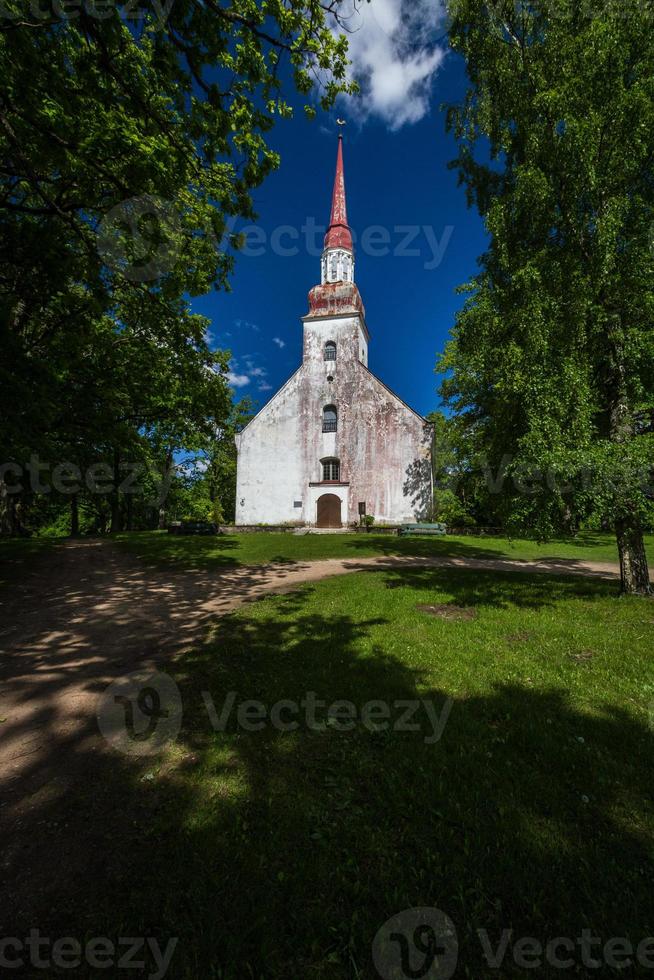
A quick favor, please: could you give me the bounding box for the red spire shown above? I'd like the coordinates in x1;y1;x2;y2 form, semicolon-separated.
324;135;353;251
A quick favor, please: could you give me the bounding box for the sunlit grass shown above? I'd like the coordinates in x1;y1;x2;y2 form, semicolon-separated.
112;528;654;570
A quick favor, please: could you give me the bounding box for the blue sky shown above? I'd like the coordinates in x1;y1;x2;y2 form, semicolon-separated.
192;7;489;419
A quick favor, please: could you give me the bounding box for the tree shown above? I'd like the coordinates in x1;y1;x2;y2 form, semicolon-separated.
427;410;477;526
0;1;356;534
0;0;354;309
440;0;654;594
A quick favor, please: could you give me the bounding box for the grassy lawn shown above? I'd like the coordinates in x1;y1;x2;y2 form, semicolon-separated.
29;565;654;978
113;527;654;570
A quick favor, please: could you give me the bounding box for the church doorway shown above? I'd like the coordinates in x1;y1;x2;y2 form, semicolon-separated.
316;494;342;528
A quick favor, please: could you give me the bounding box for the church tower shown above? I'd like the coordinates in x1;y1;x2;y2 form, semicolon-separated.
234;135;432;529
303;135;369;369
319;134;355;288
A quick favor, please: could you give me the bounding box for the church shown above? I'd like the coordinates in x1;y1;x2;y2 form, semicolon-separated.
235;136;433;528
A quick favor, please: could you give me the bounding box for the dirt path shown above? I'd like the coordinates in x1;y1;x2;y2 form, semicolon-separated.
0;539;632;812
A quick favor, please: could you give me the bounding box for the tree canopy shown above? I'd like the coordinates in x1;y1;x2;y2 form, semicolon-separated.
439;0;654;593
0;0;356;532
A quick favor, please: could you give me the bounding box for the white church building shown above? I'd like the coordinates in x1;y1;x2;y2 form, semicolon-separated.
235;136;432;528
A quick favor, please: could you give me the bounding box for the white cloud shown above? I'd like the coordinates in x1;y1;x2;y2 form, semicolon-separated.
244;356;267;375
258;382;273;392
272;337;286;348
235;318;260;332
227;371;250;388
335;0;447;130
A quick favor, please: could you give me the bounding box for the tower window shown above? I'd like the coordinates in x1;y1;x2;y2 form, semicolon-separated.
322;458;340;481
322;405;337;432
324;342;336;361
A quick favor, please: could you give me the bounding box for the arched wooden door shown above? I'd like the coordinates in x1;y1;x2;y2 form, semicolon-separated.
316;494;342;528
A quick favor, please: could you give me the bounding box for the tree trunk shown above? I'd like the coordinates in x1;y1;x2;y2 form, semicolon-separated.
110;449;122;534
605;315;651;596
615;518;652;596
157;449;174;530
70;494;79;537
0;481;11;536
125;491;133;531
9;495;20;536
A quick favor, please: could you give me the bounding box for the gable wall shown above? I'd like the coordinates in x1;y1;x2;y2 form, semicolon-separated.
235;313;432;526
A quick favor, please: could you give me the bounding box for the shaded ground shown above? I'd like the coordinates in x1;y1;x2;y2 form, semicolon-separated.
0;539;632;796
1;540;652;977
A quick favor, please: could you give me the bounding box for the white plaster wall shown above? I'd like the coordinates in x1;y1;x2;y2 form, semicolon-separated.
235;310;432;526
235;370;306;525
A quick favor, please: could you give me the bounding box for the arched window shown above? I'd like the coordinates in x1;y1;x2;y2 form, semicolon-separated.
322;405;337;432
324;341;336;361
322;458;340;481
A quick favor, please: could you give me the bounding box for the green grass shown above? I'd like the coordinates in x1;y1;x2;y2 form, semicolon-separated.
29;566;654;978
113;527;654;570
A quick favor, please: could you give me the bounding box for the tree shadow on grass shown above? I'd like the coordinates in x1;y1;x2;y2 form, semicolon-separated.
114;531;242;571
2;583;653;978
379;565;618;610
344;533;514;561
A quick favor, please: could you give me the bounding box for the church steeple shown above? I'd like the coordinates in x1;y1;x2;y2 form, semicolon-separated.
320;135;355;286
307;133;365;319
324;135;353;252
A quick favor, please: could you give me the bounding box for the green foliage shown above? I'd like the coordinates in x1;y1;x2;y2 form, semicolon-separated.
427;410;478;525
439;0;654;582
432;488;473;527
0;1;355;535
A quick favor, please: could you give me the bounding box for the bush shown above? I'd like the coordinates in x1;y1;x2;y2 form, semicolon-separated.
433;490;475;527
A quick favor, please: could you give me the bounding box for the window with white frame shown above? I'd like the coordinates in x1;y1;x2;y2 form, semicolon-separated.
322;458;340;481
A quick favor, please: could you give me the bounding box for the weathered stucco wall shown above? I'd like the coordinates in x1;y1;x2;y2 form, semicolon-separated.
235;309;432;526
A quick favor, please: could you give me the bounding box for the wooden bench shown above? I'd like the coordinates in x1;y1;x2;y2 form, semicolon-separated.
399;523;447;537
168;521;218;536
